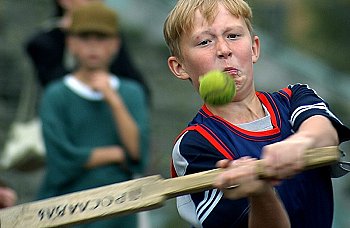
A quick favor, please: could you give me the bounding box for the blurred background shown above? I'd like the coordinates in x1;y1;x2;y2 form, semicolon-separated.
0;0;349;227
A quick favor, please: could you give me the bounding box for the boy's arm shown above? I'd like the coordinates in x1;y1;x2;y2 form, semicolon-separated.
173;131;251;227
262;115;338;178
90;72;140;162
267;112;345;181
103;87;140;161
248;187;290;228
262;84;350;179
215;158;290;228
84;146;126;168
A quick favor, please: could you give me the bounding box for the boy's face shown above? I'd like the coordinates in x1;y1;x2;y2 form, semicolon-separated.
67;33;119;71
168;3;260;99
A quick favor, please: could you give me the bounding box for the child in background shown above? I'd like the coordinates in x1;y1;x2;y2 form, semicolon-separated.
26;0;150;101
38;3;149;227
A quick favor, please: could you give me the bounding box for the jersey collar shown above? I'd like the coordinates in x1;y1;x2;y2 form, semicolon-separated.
63;74;120;101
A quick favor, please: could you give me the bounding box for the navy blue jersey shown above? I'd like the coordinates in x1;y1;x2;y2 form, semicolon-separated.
171;84;350;228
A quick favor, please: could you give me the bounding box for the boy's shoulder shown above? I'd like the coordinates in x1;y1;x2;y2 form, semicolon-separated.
43;78;67;96
257;84;309;101
118;77;145;93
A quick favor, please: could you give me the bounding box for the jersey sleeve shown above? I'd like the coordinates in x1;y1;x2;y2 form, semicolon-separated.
172;130;249;227
172;131;220;176
119;80;150;175
39;84;92;192
286;84;350;143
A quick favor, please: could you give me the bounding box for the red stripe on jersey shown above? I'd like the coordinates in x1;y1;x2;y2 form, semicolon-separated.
201;100;281;138
282;87;292;97
174;124;234;160
194;125;234;160
256;92;279;128
171;125;234;178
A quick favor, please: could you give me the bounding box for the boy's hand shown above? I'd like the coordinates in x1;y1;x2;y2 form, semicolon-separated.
89;72;121;105
89;71;112;93
261;140;307;180
261;115;340;180
214;157;271;199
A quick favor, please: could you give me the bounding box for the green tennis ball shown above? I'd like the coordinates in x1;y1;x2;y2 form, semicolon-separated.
199;70;236;106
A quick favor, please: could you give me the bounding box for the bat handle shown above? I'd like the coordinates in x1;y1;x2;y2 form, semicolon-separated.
256;146;340;179
165;146;340;198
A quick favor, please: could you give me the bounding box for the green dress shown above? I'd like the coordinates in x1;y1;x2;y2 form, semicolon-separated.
38;75;149;227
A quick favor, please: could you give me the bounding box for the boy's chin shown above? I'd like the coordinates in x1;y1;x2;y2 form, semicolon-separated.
83;65;107;71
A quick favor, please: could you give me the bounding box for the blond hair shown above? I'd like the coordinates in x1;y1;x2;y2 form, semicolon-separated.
163;0;253;59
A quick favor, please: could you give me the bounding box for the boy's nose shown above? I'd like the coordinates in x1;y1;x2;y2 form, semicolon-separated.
216;39;232;59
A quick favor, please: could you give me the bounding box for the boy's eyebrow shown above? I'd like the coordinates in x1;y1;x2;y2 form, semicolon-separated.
191;25;246;38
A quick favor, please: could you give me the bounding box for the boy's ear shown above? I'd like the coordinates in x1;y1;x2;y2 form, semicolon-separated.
167;56;190;80
252;35;260;64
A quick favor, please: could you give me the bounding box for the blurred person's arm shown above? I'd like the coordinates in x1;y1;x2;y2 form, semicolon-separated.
0;183;17;208
25;29;68;87
85;146;125;168
90;72;140;162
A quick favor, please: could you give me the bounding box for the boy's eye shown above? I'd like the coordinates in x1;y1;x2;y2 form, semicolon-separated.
228;34;240;39
94;33;110;40
75;32;110;40
198;40;211;46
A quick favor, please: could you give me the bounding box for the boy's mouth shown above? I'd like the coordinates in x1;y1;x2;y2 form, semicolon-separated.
223;67;241;77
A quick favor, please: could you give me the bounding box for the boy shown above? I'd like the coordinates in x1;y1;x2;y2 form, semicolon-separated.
26;0;150;100
38;2;149;227
164;0;350;227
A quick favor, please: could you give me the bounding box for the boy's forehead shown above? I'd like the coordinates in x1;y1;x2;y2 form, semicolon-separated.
189;8;247;35
163;0;253;58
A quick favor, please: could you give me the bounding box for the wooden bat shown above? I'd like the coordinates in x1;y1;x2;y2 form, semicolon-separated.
0;146;339;227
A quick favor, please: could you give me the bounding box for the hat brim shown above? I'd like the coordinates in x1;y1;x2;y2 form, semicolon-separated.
70;24;117;36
